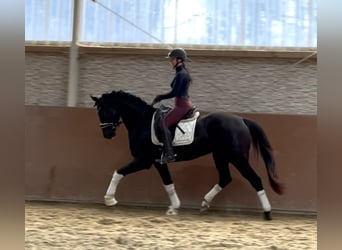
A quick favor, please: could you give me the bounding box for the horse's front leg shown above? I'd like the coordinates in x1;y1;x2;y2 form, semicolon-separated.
154;162;180;215
104;158;152;206
104;170;123;206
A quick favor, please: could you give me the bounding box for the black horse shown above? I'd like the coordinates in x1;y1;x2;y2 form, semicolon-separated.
91;90;284;220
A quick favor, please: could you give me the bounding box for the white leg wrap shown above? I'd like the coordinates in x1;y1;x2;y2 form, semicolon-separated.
164;184;180;209
105;171;123;196
257;190;271;212
204;184;222;203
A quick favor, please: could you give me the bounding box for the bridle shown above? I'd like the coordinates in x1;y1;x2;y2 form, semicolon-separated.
99;120;122;130
97;104;123;131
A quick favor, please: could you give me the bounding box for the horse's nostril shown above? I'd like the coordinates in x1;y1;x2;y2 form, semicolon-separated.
102;129;116;139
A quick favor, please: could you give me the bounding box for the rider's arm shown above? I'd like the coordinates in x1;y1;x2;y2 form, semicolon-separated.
158;72;186;101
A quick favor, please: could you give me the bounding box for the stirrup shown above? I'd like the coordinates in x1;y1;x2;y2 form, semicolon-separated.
155;152;176;164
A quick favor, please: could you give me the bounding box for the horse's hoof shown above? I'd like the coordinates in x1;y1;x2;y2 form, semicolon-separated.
200;200;210;212
104;195;118;206
263;211;272;220
166;207;178;216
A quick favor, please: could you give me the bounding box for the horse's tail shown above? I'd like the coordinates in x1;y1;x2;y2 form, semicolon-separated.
243;118;284;195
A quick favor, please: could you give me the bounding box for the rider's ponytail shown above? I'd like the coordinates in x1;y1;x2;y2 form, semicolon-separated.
183;63;193;85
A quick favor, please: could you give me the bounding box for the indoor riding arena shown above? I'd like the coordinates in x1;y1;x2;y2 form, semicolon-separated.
25;1;317;249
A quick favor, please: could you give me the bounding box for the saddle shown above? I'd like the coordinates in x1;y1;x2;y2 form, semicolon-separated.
151;104;200;146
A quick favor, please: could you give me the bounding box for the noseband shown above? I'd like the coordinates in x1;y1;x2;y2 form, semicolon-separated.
100;120;122;130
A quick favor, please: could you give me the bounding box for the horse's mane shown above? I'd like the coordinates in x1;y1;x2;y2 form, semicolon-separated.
103;90;154;112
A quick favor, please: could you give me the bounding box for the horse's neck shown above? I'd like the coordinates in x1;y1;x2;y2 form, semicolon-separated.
107;92;154;130
117;103;153;131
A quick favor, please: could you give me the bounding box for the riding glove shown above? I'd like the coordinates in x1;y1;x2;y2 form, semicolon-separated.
152;95;162;105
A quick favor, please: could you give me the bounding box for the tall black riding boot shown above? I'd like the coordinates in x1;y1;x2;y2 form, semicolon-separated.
159;127;176;164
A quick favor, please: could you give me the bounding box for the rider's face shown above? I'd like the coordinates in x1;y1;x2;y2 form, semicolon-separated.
169;57;177;68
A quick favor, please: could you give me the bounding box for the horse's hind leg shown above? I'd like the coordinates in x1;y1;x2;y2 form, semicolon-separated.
201;151;232;212
231;156;272;220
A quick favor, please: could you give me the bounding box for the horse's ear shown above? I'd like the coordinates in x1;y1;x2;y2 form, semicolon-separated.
90;95;99;102
90;95;100;107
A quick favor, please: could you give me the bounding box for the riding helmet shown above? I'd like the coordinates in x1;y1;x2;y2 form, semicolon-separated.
166;48;187;61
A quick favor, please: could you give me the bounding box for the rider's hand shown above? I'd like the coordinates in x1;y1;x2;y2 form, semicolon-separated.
151;95;162;106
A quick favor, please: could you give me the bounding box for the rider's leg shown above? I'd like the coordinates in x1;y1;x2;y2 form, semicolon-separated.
157;98;193;164
159;119;176;164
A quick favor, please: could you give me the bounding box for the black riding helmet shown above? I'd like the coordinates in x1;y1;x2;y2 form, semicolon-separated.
166;48;187;61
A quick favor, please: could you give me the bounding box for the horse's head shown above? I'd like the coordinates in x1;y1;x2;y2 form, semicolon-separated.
91;94;122;139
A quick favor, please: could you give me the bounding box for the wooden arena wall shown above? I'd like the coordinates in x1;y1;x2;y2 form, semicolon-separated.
25;106;317;213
